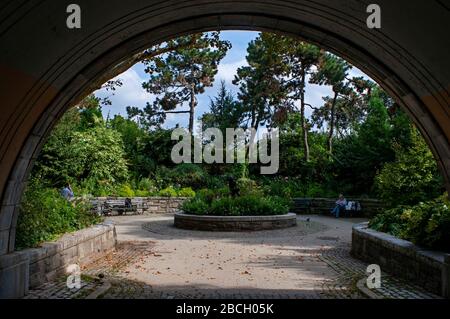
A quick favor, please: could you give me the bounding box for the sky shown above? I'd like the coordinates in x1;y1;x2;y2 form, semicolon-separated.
95;30;369;131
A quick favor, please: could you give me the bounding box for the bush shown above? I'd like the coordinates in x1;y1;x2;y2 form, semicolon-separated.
158;186;178;197
16;182;101;249
237;178;261;196
177;187;196;197
138;178;157;193
181;197;211;215
369;194;450;251
134;189;152;197
374;127;443;207
181;193;289;216
115;184;135;197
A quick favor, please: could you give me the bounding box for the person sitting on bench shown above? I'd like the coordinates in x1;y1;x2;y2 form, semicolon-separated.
331;194;347;218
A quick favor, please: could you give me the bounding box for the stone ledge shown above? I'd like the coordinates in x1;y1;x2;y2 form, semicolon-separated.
351;223;450;297
174;212;297;231
20;222;116;288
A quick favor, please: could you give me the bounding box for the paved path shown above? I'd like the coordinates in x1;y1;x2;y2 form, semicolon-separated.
25;214;441;299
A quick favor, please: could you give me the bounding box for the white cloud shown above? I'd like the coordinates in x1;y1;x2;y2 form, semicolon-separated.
215;59;247;84
95;66;154;118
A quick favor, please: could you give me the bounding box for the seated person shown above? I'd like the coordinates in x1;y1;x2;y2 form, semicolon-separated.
60;183;74;201
331;194;347;218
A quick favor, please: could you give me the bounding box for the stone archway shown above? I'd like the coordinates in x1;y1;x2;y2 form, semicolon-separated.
0;0;448;298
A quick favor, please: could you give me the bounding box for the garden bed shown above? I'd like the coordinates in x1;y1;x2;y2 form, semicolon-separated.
174;212;297;231
351;223;450;297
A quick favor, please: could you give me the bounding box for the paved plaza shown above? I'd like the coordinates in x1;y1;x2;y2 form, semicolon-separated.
25;215;441;299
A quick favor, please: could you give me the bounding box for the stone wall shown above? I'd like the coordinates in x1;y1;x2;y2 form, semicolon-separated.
173;213;297;231
292;198;384;218
0;222;116;297
351;223;450;297
90;197;188;215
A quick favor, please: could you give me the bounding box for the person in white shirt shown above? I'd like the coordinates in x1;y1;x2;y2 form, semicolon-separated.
331;194;347;218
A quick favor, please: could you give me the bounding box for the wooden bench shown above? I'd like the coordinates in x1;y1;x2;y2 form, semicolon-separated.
292;198;371;217
100;202;138;216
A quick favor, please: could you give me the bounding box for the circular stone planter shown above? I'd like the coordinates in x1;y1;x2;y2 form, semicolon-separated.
174;212;297;231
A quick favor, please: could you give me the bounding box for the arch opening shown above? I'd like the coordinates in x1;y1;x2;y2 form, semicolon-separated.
0;1;448;299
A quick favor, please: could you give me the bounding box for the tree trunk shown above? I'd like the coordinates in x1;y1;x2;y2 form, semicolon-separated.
188;86;196;134
328;90;339;155
299;69;310;162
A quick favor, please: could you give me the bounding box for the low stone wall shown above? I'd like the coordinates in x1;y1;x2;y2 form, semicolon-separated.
25;221;116;288
90;197;188;215
351;223;450;297
174;213;297;231
292;197;384;217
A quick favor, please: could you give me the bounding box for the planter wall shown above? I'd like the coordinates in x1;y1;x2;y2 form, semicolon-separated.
351;223;450;297
174;213;297;231
0;222;116;297
90;197;189;215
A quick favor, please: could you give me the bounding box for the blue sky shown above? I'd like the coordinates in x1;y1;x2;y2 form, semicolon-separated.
95;30;369;130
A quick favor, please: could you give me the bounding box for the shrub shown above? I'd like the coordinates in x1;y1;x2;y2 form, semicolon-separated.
116;184;135;197
181;197;210;215
181;193;289;216
134;189;152;197
138;178;157;193
374;127;443;207
16;182;101;249
177;187;196;197
369;194;450;251
196;188;217;204
158;186;178;197
237;178;261;196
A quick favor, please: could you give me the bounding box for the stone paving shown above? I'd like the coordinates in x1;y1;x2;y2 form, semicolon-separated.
24;214;442;299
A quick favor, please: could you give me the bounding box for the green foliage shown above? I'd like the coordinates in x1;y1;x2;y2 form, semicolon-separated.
158;186;178;197
369;194;450;251
180;197;210;215
115;184;135;197
33;107;129;189
177;187;196;197
137;32;231;132
200;81;245;133
182;193;289;216
236;177;261;196
375;126;443;207
16;181;101;249
137;178;157;193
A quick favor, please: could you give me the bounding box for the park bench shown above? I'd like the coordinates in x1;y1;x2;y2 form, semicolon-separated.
100;200;138;216
293;198;366;217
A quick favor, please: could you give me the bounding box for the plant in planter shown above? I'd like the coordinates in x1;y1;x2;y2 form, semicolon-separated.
181;193;290;216
369;193;450;251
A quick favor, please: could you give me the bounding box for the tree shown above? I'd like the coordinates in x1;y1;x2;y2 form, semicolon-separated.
375;125;444;207
233;33;290;132
75;35;212;108
200;81;245;133
234;33;323;161
283;41;321;161
32;96;129;188
108;114;151;179
310;53;352;155
331;90;394;194
139;32;231;133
